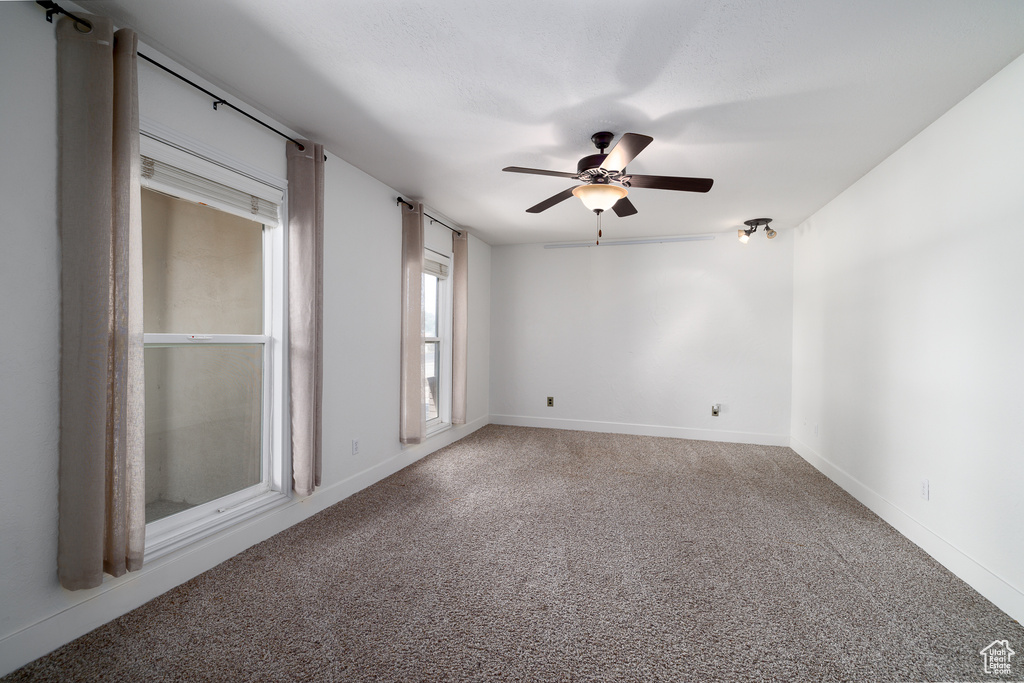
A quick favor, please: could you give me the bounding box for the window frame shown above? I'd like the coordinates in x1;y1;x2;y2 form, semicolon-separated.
424;248;453;435
139;121;291;563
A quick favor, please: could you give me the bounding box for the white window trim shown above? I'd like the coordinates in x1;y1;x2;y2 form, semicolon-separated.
140;128;291;564
425;248;453;436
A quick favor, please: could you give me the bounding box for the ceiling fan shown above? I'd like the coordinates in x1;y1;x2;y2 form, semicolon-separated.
502;131;713;217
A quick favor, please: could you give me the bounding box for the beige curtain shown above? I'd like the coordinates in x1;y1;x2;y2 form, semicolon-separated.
400;202;425;444
56;16;145;590
451;230;469;425
287;140;325;497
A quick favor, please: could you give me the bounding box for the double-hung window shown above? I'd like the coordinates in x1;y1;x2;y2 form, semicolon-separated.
139;127;288;560
423;249;452;433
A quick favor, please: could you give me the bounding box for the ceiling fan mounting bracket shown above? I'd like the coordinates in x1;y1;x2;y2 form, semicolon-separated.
591;131;615;151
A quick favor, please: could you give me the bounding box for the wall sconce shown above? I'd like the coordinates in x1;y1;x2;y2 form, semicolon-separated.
739;218;775;243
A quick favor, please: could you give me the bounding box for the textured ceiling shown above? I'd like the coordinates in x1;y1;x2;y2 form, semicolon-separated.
84;0;1024;245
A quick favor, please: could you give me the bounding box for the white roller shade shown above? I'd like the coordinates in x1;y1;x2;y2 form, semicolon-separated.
424;257;449;279
140;134;283;227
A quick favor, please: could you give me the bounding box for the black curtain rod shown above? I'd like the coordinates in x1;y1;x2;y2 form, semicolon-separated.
36;0;89;30
396;198;462;236
426;214;462;236
135;54;307;151
36;0;309;153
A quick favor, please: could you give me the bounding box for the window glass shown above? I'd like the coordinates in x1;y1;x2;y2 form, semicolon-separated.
141;186;270;528
144;344;263;522
422;252;450;429
142;188;263;334
423;272;438;339
424;340;440;421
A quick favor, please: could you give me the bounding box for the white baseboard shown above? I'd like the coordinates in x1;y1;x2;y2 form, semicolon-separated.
789;435;1024;624
0;417;488;677
489;413;790;447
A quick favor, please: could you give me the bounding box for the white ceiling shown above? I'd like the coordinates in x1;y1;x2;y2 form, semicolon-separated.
85;0;1024;245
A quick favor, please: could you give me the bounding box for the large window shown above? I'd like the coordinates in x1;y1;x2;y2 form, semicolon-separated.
139;127;288;560
424;249;452;433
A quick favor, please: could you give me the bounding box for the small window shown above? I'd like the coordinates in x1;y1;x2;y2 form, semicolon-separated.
423;250;452;432
139;130;288;561
142;188;268;523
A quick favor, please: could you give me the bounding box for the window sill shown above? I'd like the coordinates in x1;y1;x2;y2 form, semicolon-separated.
144;489;292;564
426;421;452;439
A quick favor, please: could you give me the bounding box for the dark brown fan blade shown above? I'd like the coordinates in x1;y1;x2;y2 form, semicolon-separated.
503;166;579;179
627;174;713;193
612;196;638;217
526;186;578;213
600;133;653;172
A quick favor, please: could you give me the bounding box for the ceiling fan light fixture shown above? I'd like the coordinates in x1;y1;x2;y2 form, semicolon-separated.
572;183;627;213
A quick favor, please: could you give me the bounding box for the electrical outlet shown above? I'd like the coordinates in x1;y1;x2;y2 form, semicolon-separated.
547;397;554;407
352;439;360;456
920;478;929;501
711;404;720;417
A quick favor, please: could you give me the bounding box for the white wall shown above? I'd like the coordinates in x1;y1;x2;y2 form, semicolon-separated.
490;233;793;444
790;53;1024;622
0;1;61;671
0;3;490;674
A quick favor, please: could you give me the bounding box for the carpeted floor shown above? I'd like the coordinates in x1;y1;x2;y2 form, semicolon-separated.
7;425;1022;681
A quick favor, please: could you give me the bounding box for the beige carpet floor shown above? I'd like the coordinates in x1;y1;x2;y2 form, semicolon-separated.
7;425;1023;681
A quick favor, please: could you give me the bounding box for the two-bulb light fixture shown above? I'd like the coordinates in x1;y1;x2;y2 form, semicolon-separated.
738;217;777;243
573;183;628;245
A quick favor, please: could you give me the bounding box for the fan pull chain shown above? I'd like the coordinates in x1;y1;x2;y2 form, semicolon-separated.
596;210;602;245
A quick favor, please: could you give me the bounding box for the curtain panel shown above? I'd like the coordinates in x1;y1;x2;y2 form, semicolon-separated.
451;231;469;425
287;141;325;497
400;202;425;444
56;16;146;590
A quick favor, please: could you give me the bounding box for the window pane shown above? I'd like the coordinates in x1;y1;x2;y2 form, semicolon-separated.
142;188;263;334
144;344;263;522
424;341;439;421
423;273;439;338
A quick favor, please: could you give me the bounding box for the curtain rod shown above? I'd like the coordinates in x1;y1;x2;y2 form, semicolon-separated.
36;0;309;153
135;54;307;151
396;198;462;236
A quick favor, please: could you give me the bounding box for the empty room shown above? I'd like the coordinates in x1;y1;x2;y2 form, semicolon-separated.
2;0;1023;680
